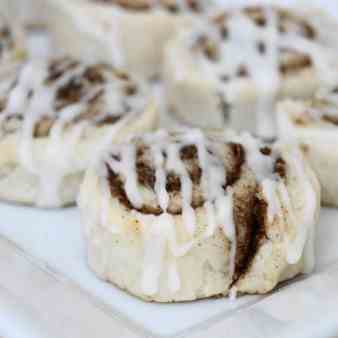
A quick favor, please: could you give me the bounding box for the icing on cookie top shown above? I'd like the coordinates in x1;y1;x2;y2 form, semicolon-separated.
0;57;150;207
91;0;210;13
0;58;147;137
289;87;338;127
93;129;315;296
106;132;246;218
180;6;338;137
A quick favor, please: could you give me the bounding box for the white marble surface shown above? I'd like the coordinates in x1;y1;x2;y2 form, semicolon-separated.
0;204;338;337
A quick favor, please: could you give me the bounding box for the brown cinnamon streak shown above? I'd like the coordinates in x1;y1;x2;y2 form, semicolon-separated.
106;143;246;215
106;142;285;283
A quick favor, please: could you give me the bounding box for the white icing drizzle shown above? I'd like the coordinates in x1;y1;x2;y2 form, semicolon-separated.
261;179;281;224
104;130;317;295
166;141;196;235
189;6;338;137
0;58;148;207
190;130;226;237
220;188;236;277
240;136;317;273
105;130;236;296
232;131;316;268
107;144;144;208
232;131;282;225
232;132;275;181
144;130;170;211
279;150;317;272
136;212;193;296
138;213;168;296
234;130;317;272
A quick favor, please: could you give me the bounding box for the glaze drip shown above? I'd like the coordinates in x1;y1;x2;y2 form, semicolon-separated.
106;130;245;218
91;0;210;14
103;130;309;296
185;6;337;137
0;57;148;207
0;16;25;77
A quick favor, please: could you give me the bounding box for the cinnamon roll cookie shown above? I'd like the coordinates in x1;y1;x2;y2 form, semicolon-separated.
78;129;320;302
277;87;338;207
0;15;26;78
0;57;158;208
2;0;48;29
46;0;215;79
164;5;338;138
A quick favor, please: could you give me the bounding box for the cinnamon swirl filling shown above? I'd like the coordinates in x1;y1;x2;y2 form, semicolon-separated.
0;57;148;138
91;0;205;13
199;6;319;76
105;130;287;282
0;56;153;207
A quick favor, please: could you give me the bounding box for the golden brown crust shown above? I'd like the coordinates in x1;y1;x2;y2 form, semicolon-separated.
107;139;287;214
106;139;283;285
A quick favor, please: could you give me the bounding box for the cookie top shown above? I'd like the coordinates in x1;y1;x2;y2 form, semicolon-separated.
91;0;212;14
105;130;285;215
0;57;149;138
0;16;26;74
167;5;338;137
0;57;153;207
100;129;296;283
